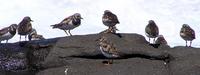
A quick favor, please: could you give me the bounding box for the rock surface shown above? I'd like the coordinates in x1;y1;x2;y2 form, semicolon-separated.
0;33;199;75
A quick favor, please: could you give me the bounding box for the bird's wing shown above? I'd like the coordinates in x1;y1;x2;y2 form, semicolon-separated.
60;16;73;24
186;28;195;39
103;13;119;23
0;27;9;36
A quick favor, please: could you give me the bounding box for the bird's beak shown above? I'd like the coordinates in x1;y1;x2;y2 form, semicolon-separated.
81;17;83;19
31;20;34;22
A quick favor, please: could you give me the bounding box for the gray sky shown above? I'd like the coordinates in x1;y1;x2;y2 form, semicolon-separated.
0;0;200;47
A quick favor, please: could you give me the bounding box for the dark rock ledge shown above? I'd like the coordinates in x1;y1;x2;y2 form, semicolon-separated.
0;33;199;75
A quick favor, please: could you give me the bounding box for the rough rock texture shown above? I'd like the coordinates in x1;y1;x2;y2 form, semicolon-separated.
0;33;199;75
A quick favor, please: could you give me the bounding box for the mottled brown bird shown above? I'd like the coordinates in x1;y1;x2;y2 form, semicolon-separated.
145;20;159;44
155;35;168;45
102;10;120;31
17;16;33;41
98;36;119;65
28;28;45;41
0;24;18;43
180;24;195;47
51;13;83;36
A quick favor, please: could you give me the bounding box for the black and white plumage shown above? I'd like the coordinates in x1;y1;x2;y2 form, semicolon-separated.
145;20;159;44
155;35;168;45
180;24;195;47
28;29;45;41
51;13;83;36
102;10;120;32
17;16;33;41
0;24;18;43
98;36;119;65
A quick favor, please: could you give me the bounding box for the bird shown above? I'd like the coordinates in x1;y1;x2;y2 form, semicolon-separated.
145;20;159;44
155;35;168;45
180;24;195;47
0;24;18;43
28;28;45;41
102;10;120;31
51;13;83;36
17;16;33;41
98;36;119;65
100;26;119;34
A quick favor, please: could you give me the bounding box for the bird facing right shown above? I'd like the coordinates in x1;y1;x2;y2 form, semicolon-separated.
51;13;83;36
145;20;159;44
17;16;33;41
0;24;18;43
180;24;195;47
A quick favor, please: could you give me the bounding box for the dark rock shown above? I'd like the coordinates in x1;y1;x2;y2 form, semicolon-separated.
0;33;199;75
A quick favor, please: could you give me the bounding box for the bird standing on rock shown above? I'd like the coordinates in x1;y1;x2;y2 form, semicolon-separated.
145;20;159;44
102;10;120;33
180;24;195;47
17;16;33;41
155;35;167;45
98;36;120;65
51;13;83;36
28;28;45;41
0;24;18;43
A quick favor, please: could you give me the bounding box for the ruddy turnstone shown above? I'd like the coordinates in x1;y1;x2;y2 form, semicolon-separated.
98;36;119;65
180;24;195;47
155;35;167;45
0;24;18;43
17;16;33;41
101;26;119;34
28;28;45;41
51;13;83;36
145;20;159;44
102;10;120;31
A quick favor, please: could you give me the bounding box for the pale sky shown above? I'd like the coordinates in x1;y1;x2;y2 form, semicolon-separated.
0;0;200;47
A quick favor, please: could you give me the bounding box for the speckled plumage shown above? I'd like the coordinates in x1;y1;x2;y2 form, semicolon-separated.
0;24;18;43
17;16;33;41
98;36;119;65
155;35;167;45
145;20;159;44
51;13;83;36
28;29;45;41
180;24;195;47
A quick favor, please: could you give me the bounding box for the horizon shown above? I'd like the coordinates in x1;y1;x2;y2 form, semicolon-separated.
0;0;200;47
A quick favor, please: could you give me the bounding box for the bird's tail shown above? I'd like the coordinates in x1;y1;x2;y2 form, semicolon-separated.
50;24;58;29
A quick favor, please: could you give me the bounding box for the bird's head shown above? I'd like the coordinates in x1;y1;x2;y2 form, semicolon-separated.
182;24;190;28
24;16;33;22
104;10;112;14
74;13;83;19
148;20;155;24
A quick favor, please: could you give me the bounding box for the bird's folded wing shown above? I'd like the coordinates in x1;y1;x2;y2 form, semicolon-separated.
60;16;73;24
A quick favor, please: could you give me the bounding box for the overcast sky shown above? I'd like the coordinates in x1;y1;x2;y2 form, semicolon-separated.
0;0;200;47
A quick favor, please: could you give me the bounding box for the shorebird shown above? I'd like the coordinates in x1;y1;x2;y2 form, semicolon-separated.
180;24;195;47
51;13;83;36
155;35;168;45
28;28;45;41
145;20;159;44
102;10;120;32
17;16;33;41
0;24;18;43
98;36;119;65
100;26;119;34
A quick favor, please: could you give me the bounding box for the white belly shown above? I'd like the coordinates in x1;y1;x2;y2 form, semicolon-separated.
99;47;118;58
0;32;13;41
